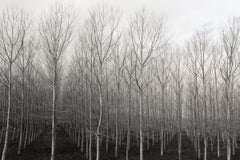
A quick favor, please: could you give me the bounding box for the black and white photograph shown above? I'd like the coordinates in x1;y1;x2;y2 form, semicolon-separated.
0;0;239;160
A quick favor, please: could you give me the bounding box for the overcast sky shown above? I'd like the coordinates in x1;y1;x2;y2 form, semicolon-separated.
1;0;240;46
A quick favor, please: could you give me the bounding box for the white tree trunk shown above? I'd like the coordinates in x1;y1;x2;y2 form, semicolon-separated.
139;90;143;160
51;62;57;160
1;63;12;160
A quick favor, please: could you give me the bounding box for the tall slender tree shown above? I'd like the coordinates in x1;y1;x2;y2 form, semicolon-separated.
39;3;74;160
130;10;166;160
0;8;29;160
220;19;240;160
83;7;121;160
171;50;184;160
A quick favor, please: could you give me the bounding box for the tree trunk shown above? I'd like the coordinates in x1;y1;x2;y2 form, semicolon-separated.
126;85;131;160
178;132;182;160
106;107;109;152
227;136;231;160
147;94;150;151
178;93;182;160
81;129;84;152
89;75;92;160
115;84;120;158
217;132;220;158
51;61;57;160
18;69;25;155
139;90;143;160
96;84;103;160
1;62;12;160
204;136;207;160
197;133;200;159
161;87;165;156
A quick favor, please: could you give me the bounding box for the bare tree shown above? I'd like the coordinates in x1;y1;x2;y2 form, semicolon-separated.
39;3;74;160
210;45;222;158
155;48;171;156
75;28;95;159
16;22;34;155
124;40;135;160
113;40;126;158
129;10;166;160
220;18;240;160
0;8;30;160
185;37;201;159
171;50;184;160
84;6;121;160
193;29;211;160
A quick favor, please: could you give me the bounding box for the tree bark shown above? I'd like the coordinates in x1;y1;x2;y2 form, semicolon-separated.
51;61;57;160
96;83;103;160
139;90;143;160
1;62;12;160
126;85;131;160
18;68;25;155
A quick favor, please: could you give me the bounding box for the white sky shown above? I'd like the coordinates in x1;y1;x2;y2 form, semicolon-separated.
1;0;240;46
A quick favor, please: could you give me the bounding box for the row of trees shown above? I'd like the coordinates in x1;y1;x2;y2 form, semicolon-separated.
185;21;240;160
0;7;50;160
0;3;74;160
0;2;240;160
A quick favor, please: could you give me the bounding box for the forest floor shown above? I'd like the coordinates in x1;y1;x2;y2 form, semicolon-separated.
3;127;240;160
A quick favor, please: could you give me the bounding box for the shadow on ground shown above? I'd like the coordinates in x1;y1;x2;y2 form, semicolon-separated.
4;128;240;160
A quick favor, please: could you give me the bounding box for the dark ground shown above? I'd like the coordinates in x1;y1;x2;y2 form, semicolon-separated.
3;127;240;160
